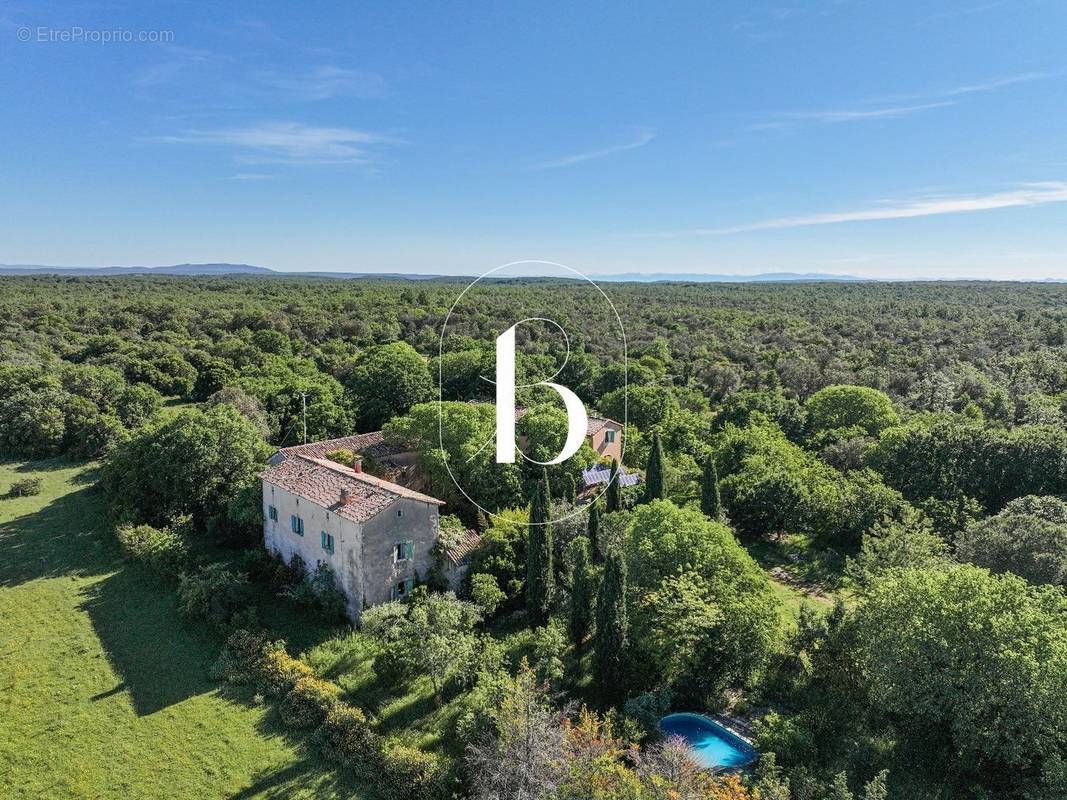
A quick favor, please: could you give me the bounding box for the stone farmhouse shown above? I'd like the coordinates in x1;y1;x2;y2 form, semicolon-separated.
260;432;475;622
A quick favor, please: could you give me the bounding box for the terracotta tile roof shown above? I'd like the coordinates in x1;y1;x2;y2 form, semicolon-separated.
585;416;612;436
261;454;443;524
269;431;404;466
444;529;482;566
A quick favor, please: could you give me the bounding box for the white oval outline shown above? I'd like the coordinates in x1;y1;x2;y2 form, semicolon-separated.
437;260;628;526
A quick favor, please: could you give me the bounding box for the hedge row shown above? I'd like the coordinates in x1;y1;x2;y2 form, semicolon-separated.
212;630;447;799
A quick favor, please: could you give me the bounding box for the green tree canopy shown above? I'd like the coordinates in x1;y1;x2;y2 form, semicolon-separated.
955;495;1067;586
101;404;269;526
855;565;1067;794
805;385;900;440
346;341;433;430
624;501;780;698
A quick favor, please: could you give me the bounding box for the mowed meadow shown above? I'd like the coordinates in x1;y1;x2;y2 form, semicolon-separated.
0;460;360;799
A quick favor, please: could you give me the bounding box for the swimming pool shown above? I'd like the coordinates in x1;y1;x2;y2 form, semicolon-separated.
658;713;757;770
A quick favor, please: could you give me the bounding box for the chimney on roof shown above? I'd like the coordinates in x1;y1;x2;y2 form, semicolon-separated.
352;458;363;473
340;487;352;506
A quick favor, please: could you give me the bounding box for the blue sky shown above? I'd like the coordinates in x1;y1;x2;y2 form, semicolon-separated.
2;1;1067;279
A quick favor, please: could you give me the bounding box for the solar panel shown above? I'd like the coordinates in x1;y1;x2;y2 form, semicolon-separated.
582;465;640;487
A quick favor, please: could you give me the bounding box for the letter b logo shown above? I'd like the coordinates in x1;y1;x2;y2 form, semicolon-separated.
494;318;588;465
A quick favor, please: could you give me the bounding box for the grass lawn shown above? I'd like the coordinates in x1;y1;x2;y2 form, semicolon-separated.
742;533;843;633
0;459;364;800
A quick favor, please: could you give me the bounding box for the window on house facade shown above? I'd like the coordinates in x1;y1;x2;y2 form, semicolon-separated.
290;515;304;536
267;505;278;521
604;429;616;443
393;578;415;600
394;541;414;562
321;531;335;554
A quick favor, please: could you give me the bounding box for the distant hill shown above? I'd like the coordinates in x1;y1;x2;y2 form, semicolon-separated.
0;263;273;276
0;263;871;282
0;263;449;280
595;271;867;283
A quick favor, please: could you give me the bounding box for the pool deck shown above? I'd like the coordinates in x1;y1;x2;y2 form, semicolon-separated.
707;713;755;745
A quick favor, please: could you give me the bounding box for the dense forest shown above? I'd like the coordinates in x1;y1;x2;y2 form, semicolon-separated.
2;275;1066;800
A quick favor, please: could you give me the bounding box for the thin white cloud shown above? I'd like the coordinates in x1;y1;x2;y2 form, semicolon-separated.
254;66;386;101
761;71;1050;131
770;101;955;124
155;121;397;165
941;71;1049;96
529;130;655;170
642;183;1067;237
875;71;1050;104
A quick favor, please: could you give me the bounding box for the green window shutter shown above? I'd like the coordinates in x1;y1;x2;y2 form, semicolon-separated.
321;531;326;549
290;515;297;532
405;579;415;594
405;541;414;560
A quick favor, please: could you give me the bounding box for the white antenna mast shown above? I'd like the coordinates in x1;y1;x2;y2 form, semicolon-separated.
301;392;308;444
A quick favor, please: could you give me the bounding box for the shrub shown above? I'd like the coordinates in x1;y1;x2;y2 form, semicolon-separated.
309;562;349;621
259;648;315;698
280;676;340;729
115;523;191;577
210;628;271;684
470;572;506;617
315;703;380;776
239;546;281;583
324;448;354;467
623;685;675;741
8;476;43;497
378;738;447;800
271;552;307;591
284;574;319;607
177;564;250;627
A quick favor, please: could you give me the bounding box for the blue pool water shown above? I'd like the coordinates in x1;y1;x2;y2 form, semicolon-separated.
658;713;757;770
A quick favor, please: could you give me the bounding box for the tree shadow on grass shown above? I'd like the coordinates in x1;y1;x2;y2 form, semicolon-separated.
0;470;223;716
213;687;370;800
0;484;116;588
226;758;365;800
78;566;222;716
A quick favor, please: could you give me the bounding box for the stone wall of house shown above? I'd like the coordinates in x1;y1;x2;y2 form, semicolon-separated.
590;421;624;462
359;497;440;608
261;479;365;615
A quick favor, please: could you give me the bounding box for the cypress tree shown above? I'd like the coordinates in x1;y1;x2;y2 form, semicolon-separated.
593;547;627;705
567;536;594;647
605;458;622;513
525;477;554;627
642;431;666;503
862;771;889;800
700;456;721;520
566;474;577;505
826;773;854;800
587;501;601;562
